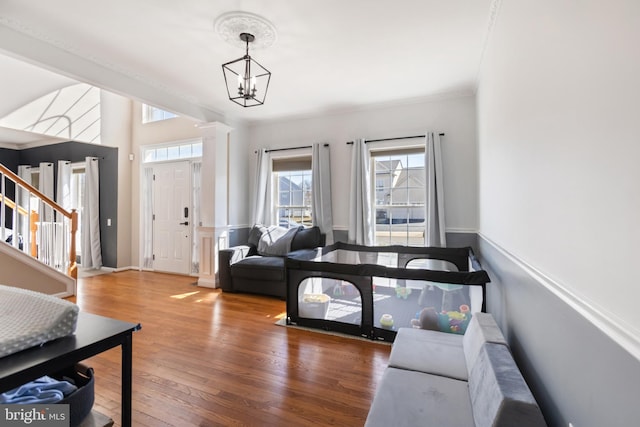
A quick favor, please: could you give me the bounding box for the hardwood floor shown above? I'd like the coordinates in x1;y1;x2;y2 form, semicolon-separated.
68;271;390;426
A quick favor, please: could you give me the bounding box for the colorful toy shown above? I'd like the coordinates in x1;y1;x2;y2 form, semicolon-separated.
380;314;394;329
411;306;472;335
395;286;412;299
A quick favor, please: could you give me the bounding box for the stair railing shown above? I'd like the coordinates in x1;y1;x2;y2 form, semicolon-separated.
0;163;77;279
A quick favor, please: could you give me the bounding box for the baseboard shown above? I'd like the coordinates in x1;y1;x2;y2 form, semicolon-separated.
113;266;137;272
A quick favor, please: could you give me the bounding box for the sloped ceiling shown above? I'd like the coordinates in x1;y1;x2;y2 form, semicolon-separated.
0;0;496;129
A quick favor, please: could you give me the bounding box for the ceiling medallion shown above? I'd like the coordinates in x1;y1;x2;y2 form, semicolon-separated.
214;12;277;50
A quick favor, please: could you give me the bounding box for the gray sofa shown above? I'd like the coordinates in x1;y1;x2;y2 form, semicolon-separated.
218;225;325;299
365;312;547;427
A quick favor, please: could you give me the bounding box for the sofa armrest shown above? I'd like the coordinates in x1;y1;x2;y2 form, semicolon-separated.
218;245;252;292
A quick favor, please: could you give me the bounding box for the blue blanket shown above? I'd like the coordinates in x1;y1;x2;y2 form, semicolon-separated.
0;376;77;404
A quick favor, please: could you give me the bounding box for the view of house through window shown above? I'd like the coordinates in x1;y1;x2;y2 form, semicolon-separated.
273;156;312;228
372;148;425;246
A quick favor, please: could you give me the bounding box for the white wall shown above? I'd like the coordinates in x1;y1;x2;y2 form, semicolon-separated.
129;102;202;267
246;94;479;233
477;0;640;353
128;101;249;266
227;125;250;228
100;91;133;268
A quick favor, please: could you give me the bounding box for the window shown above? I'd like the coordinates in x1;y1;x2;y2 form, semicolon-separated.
143;140;203;163
142;104;178;124
273;156;312;228
371;148;425;246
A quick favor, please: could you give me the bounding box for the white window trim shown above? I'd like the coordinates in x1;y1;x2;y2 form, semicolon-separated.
141;138;203;164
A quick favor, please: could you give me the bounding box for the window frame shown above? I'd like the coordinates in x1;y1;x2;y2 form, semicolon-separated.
142;139;203;164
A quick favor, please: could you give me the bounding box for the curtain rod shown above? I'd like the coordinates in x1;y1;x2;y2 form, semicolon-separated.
255;143;329;154
345;133;445;145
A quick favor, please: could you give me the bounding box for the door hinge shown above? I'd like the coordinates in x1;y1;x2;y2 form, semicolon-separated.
152;214;155;220
153;254;155;260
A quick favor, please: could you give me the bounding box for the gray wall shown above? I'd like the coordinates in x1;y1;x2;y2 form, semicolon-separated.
476;2;640;426
478;236;640;427
15;141;118;268
0;148;20;229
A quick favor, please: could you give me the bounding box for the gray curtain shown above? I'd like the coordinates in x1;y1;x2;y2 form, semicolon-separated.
252;148;272;226
81;157;102;268
311;143;334;244
348;138;373;245
424;132;446;247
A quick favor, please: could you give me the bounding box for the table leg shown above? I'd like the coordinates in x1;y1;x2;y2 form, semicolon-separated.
121;333;133;427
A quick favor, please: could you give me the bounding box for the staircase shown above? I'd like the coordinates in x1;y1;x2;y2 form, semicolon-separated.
0;163;77;296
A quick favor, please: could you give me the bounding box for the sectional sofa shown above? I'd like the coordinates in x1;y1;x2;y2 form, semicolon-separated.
365;312;547;427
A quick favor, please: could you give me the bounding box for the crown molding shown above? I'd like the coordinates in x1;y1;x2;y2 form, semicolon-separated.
247;89;476;127
474;0;503;88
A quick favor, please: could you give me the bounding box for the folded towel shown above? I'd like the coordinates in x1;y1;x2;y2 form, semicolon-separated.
0;376;77;404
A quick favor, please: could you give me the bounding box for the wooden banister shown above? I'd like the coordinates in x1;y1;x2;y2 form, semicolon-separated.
0;164;69;216
30;210;38;257
0;194;29;216
0;163;77;280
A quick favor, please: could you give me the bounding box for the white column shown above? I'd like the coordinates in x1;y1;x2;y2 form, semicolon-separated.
196;121;232;288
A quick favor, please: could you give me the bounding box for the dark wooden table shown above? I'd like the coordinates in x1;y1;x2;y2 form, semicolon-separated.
0;312;141;427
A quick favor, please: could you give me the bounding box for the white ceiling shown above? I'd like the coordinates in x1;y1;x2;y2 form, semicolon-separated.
0;0;495;132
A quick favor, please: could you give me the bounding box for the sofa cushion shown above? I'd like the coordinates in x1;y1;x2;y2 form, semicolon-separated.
247;224;267;248
290;226;322;251
257;226;300;256
364;367;473;427
231;256;285;282
388;327;467;381
462;312;508;371
468;343;547;427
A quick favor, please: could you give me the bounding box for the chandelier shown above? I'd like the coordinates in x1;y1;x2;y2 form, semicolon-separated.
222;33;271;107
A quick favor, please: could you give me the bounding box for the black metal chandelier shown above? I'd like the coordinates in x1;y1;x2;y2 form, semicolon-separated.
222;33;271;107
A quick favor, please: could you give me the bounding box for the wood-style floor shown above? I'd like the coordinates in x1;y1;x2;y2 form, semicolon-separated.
68;271;390;426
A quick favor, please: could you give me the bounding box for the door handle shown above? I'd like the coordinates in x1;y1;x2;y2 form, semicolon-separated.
180;221;189;226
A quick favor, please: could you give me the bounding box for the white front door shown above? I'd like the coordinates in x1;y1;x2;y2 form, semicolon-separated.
153;161;191;274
